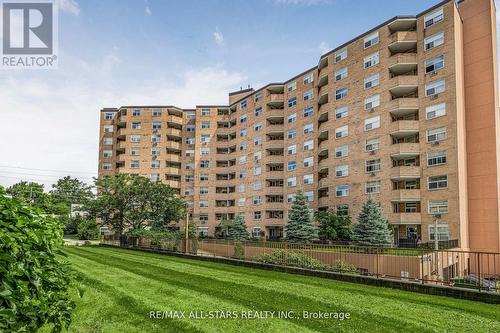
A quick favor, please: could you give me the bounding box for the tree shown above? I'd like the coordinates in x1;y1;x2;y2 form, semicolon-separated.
0;189;74;332
316;210;352;242
6;181;51;210
88;174;185;234
352;198;393;246
76;218;100;240
285;191;318;243
227;215;249;241
50;176;94;214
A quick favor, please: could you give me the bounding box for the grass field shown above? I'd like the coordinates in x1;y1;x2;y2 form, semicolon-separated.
45;246;500;333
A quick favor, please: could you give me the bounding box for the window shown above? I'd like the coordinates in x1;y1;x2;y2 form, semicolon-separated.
364;116;380;131
131;160;140;168
152;122;161;130
427;126;447;143
254;151;262;161
335;67;348;81
303;123;314;134
186;111;196;119
200;173;209;181
253;214;261;223
254;180;262;190
335;164;348;177
239;142;247;151
335;125;348;139
288;97;297;108
102;163;112;170
151;135;161;143
201;108;210;116
254;137;262;145
255;92;263;102
104;112;114;120
201;121;210;129
103;137;113;145
428;151;447;166
199;201;209;208
150;174;160;182
131;135;140;143
186;125;195;132
254;123;263;132
364;73;380;89
131;148;140;156
337;204;349;217
151;148;160;156
288;113;297;124
303;89;314;101
303;73;313;84
103;150;112;158
335;87;348;100
103;125;113;133
185;137;195;145
287;177;297;187
336;185;349;197
238;198;246;207
364;52;379;68
366;180;381;194
200;160;209;168
185;175;194;182
200;148;209;156
366;159;381;173
152;109;162;117
303;156;313;168
240;100;247;109
151;160;160;168
335;145;349;158
303;174;313;185
287;161;297;171
287;81;297;92
304;191;314;202
426;103;446;120
303;140;314;151
287;194;296;203
364;31;379;49
201;134;210;143
335;48;347;62
254;165;262;175
425;79;445;96
239;155;247;164
428;175;448;190
425;32;444;50
429;224;449;241
240;129;247;137
304;106;314;117
365;95;380;110
425;55;444;73
255;107;262;117
239;170;246;178
335;106;348;119
287;145;297;155
424;8;443;28
132;109;141;116
185;163;194;170
429;200;448;214
288;129;297;139
253;196;261;205
365;138;380;152
240;115;248;123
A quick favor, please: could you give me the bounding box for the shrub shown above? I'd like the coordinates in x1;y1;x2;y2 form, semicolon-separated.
331;260;357;274
233;241;245;259
76;218;100;240
0;193;74;332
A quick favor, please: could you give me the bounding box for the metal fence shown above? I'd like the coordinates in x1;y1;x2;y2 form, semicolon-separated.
101;235;500;293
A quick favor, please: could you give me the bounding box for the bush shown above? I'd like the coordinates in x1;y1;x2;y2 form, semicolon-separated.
0;193;74;332
331;260;357;274
124;229;180;239
76;218;100;240
233;241;245;259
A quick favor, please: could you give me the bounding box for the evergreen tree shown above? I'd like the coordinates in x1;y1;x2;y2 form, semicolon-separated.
227;215;249;241
286;190;318;243
352;198;393;246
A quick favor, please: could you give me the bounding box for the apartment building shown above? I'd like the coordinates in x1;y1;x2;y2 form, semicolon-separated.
98;0;500;252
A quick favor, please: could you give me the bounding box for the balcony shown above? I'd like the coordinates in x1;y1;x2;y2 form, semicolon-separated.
265;187;284;195
318;109;329;124
318;156;329;169
389;75;418;99
387;18;417;33
318;74;329;88
165;167;180;176
266;93;284;108
318;56;328;70
266;108;284;120
318;177;329;190
388;97;419;117
389;120;419;136
265;140;284;150
390;212;421;225
388;31;417;54
166;141;181;151
390;143;420;158
318;139;329;152
265;201;284;210
166;115;183;126
266;123;284;134
392;189;421;202
165;180;180;188
388;53;417;76
318;195;330;208
390;166;421;179
166;128;182;138
166;154;180;163
318;92;329;105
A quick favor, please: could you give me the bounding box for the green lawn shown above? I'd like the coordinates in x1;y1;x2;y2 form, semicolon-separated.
46;246;500;333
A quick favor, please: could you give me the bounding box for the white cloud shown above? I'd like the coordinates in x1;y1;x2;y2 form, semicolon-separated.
213;28;224;46
145;5;152;15
56;0;80;15
273;0;330;5
318;41;332;55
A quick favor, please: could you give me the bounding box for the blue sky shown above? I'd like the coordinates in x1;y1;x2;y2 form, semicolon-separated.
0;0;497;188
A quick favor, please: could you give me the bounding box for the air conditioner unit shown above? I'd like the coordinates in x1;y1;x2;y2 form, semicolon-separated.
370;172;376;176
430;71;438;76
430;94;439;100
369;150;376;155
431;141;440;146
368;108;375;113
